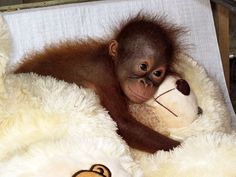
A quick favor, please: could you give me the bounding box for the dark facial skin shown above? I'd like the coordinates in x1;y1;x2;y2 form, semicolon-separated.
110;39;167;103
14;15;182;153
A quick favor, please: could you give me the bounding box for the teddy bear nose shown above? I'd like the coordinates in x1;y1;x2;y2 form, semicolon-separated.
176;79;190;95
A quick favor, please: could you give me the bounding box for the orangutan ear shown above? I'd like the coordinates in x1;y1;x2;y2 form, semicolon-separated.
109;40;118;58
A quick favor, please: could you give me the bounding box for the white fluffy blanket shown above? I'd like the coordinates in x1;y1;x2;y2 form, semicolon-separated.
0;16;236;177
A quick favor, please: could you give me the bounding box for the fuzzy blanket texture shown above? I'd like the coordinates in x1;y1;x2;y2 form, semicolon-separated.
0;15;236;177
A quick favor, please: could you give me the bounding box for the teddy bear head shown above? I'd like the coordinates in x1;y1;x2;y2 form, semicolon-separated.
146;75;202;128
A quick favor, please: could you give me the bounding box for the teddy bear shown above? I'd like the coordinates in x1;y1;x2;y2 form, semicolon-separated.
130;74;202;139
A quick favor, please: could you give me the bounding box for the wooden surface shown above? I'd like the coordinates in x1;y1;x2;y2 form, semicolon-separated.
213;4;230;89
0;0;100;11
24;0;50;3
0;0;23;6
211;0;236;12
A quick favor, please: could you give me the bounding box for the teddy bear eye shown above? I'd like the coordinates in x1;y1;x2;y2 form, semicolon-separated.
176;79;190;95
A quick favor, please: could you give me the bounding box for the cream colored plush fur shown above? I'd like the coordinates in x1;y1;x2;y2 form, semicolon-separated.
0;15;236;177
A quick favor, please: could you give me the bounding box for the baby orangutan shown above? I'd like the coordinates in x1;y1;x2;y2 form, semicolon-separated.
15;15;183;153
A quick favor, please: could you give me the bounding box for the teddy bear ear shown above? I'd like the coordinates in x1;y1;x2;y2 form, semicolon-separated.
176;79;190;95
72;164;112;177
90;164;112;177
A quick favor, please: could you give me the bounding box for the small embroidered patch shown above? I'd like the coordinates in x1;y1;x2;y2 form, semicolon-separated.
72;164;111;177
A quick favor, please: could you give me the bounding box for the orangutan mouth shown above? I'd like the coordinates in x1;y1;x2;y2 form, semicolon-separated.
128;86;150;103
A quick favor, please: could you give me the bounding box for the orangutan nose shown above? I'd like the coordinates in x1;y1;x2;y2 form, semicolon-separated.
139;78;153;87
176;79;190;95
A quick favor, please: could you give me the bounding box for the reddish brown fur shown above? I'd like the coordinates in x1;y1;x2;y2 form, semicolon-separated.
15;15;184;153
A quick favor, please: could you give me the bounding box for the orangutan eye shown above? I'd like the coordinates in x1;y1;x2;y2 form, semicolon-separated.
139;63;148;71
153;70;162;77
